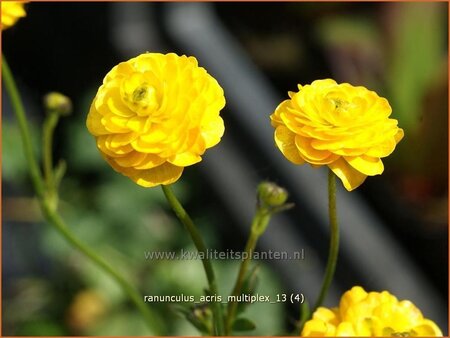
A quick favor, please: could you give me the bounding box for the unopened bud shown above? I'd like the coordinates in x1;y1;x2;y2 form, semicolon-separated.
257;181;288;207
44;92;72;116
193;306;212;321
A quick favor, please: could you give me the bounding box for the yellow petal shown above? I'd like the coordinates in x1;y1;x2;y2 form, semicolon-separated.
413;319;443;336
131;137;165;154
295;135;337;165
133;154;166;169
335;322;356;336
86;105;109;136
365;138;396;158
114;152;165;170
131;162;183;187
345;155;384;176
331;147;368;157
112;151;147;167
97;136;133;157
101;114;130;133
302;319;334;337
140;127;168;143
339;286;368;316
126;116;149;133
201;116;225;148
274;126;304;165
395;128;404;143
109;132;137;147
167;152;202;167
105;93;135;118
313;307;339;324
328;158;367;191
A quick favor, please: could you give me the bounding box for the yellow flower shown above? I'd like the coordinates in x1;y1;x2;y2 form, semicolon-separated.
270;79;404;191
87;53;225;187
1;1;27;30
301;286;442;336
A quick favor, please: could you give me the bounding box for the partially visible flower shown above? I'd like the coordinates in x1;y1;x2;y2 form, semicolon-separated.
270;79;403;191
1;1;27;30
87;53;225;187
67;290;106;331
301;286;442;336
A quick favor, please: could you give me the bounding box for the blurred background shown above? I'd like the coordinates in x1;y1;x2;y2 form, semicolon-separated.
2;2;448;336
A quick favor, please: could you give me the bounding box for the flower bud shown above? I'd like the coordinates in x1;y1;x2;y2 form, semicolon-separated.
44;92;72;116
187;305;213;334
257;181;288;207
193;305;212;321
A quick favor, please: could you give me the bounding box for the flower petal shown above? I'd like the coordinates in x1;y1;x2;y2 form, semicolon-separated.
413;319;443;336
345;155;384;176
336;322;356;336
131;162;183;187
274;126;305;165
302;319;334;336
328;158;367;191
395;128;404;143
201;116;225;148
167;152;202;167
295;135;337;165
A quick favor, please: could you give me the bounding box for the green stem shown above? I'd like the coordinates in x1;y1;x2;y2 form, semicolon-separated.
2;55;160;334
297;298;310;334
161;184;224;336
225;208;269;335
312;169;339;312
2;56;45;199
43;112;59;191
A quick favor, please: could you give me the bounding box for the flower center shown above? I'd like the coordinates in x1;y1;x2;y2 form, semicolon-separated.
332;98;350;111
132;85;158;108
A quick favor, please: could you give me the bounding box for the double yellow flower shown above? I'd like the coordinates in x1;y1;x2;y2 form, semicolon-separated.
271;79;404;191
87;53;225;187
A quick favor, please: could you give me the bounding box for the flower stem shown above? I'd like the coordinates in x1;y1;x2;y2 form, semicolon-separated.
2;55;160;334
43;112;59;190
297;298;310;334
225;208;269;335
313;169;339;312
2;56;45;199
161;184;224;336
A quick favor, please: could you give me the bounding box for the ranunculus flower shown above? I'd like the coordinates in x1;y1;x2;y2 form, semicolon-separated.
302;286;442;336
270;79;403;191
87;53;225;187
1;1;27;30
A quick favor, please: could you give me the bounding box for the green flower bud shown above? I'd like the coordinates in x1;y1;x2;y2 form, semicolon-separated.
44;92;72;116
257;181;289;207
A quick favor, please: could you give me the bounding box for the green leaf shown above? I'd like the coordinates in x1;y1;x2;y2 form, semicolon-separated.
232;317;256;332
